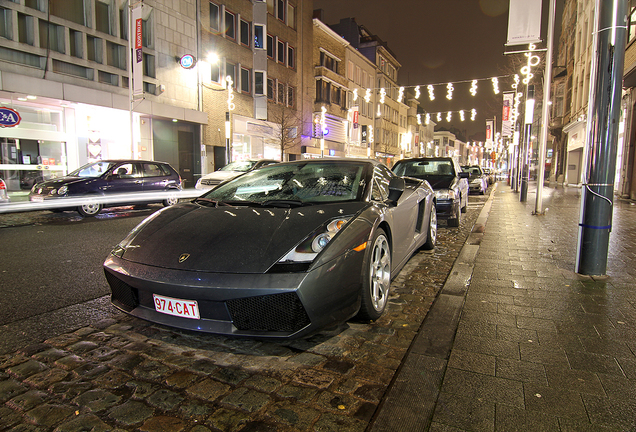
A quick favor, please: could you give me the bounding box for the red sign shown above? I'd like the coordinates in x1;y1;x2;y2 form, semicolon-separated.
135;19;143;49
0;107;21;127
353;110;359;125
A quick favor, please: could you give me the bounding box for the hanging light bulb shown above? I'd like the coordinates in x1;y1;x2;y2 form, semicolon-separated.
353;89;358;102
446;83;454;100
415;86;421;99
436;112;442;122
379;88;386;104
428;85;435;101
226;76;235;111
491;77;500;95
446;111;452;122
425;113;431;125
470;80;478;96
364;88;371;103
459;110;465;121
471;109;477;121
398;87;405;103
417;114;422;125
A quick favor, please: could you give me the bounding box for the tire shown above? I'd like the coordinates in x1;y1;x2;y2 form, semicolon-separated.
422;204;437;250
77;202;102;217
448;202;460;227
163;191;179;207
461;194;467;213
358;228;391;321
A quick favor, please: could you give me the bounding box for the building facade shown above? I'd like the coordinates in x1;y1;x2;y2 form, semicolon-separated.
0;0;207;191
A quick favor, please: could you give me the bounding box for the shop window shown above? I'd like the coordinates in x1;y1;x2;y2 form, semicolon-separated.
69;29;82;58
277;39;285;64
240;18;250;47
18;13;34;45
266;34;274;59
267;78;274;100
95;0;114;36
39;21;65;54
225;10;236;40
241;67;250;93
210;2;220;32
225;62;236;88
254;71;265;95
143;53;155;78
50;0;87;26
0;8;12;40
287;45;295;69
287;3;295;29
254;24;265;49
287;85;295;107
106;41;126;70
277;0;285;21
277;82;285;104
87;35;103;63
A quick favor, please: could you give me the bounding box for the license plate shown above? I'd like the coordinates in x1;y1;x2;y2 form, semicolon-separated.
30;196;44;202
153;294;200;319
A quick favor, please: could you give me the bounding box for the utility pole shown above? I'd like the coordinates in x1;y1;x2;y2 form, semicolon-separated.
576;0;628;276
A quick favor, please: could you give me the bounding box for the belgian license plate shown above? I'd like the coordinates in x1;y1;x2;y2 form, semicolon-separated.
30;196;44;202
153;294;200;319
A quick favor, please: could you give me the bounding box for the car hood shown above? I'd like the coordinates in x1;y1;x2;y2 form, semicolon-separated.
120;201;366;273
415;175;453;190
200;171;241;181
33;176;88;190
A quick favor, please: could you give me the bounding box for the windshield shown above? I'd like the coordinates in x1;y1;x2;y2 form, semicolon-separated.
201;162;367;205
69;161;116;178
462;166;483;179
218;161;256;172
393;160;454;177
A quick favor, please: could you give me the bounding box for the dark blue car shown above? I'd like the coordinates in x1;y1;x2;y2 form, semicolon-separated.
29;160;182;217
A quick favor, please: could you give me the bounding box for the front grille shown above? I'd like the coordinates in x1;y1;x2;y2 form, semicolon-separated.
226;292;310;333
104;271;139;311
201;179;221;186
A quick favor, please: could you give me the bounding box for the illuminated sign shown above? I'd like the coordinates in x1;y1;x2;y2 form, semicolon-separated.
180;54;196;69
0;107;21;127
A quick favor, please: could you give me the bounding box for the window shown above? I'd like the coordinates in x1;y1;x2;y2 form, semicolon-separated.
119;6;127;40
254;24;265;49
211;61;220;83
277;82;285;104
210;2;219;32
225;62;236;88
240;19;250;47
98;70;118;86
0;8;11;40
18;13;34;45
277;0;285;21
316;79;331;103
95;0;114;36
277;40;285;64
267;0;275;15
143;53;155;78
142;14;153;48
287;3;295;29
254;71;265;95
287;45;295;68
320;51;338;73
39;21;65;54
50;0;86;26
267;78;275;100
69;29;82;58
87;35;102;62
241;67;250;93
25;0;45;11
106;41;126;70
225;10;236;40
630;7;636;43
287;85;295;107
267;34;274;58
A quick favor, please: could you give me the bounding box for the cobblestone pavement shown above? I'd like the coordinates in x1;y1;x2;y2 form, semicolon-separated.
0;193;489;431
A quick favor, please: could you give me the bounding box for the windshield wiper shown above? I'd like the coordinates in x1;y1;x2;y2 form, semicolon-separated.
261;199;310;208
193;197;221;207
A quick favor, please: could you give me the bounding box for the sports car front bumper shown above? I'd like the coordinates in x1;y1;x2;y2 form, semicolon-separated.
103;250;364;339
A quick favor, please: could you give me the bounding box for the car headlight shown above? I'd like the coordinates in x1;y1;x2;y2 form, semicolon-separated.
279;217;351;263
435;189;455;200
57;186;68;195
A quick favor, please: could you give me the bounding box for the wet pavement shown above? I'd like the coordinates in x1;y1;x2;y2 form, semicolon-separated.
0;192;487;431
3;183;633;431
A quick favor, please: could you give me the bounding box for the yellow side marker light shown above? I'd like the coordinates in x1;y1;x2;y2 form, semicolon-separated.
353;242;367;252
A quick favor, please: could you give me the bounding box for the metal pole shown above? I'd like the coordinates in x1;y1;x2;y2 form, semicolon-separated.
534;0;556;214
520;85;535;202
576;0;628;275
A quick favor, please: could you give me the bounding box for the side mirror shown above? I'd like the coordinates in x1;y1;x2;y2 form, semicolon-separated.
459;172;469;179
388;177;405;204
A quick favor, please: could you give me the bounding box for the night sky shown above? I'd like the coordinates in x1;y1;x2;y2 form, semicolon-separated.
312;0;559;140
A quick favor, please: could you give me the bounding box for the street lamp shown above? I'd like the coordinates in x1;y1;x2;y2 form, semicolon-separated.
520;85;535;202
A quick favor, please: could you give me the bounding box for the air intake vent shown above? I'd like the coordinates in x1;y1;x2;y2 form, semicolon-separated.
226;292;310;333
104;271;139;311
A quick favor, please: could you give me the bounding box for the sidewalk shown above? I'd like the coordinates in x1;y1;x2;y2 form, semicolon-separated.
372;184;636;431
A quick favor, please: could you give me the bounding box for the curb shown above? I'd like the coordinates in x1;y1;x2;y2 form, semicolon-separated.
369;184;498;431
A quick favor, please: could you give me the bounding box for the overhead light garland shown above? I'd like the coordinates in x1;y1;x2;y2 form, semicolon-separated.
446;83;454;100
470;80;478;96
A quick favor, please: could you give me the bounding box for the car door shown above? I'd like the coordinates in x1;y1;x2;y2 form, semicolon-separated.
141;162;172;191
101;162;143;194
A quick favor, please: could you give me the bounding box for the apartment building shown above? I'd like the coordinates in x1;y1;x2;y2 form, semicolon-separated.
198;0;313;169
0;0;207;190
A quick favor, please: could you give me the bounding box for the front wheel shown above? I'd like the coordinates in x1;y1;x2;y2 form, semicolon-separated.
358;228;391;321
461;194;467;213
422;204;437;250
163;191;179;207
77;202;102;217
448;203;460;227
